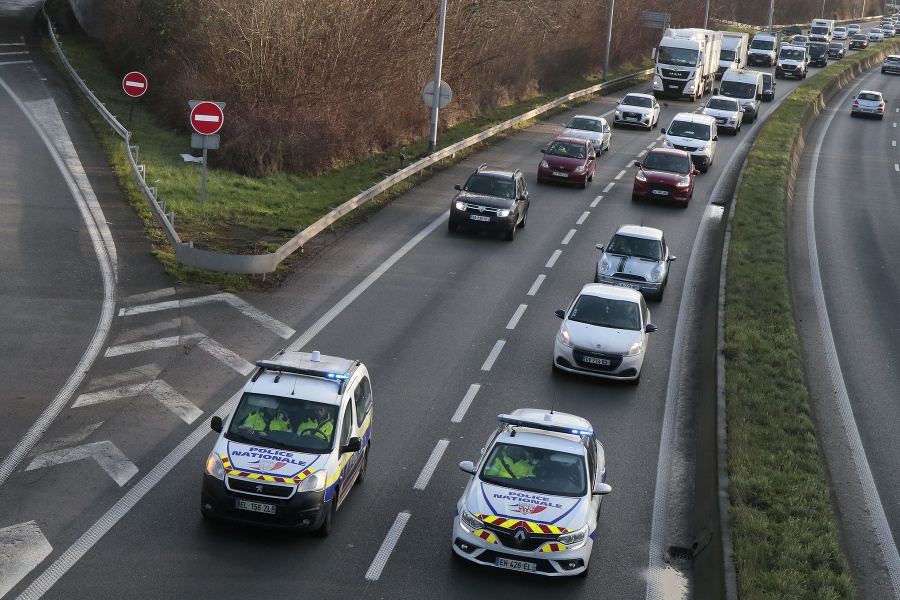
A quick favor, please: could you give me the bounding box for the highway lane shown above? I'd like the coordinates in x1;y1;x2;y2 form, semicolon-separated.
4;63;817;600
791;65;900;599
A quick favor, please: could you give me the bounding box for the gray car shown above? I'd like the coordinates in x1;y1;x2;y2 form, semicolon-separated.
594;224;676;301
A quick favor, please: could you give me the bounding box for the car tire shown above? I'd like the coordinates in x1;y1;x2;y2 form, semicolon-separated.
518;208;527;229
505;224;516;241
317;498;336;537
356;446;369;484
580;180;587;189
448;221;458;232
700;162;709;174
879;115;884;120
850;112;857;118
629;372;642;385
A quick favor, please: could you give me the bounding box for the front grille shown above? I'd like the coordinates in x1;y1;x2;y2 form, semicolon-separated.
614;273;647;283
623;111;642;120
227;476;295;499
460;203;502;214
483;523;559;551
661;68;688;79
672;144;696;152
572;350;623;372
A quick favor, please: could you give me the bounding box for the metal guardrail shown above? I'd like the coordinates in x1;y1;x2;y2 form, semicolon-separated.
41;0;651;274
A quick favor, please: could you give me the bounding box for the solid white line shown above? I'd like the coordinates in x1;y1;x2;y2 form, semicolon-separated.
546;249;562;268
806;84;900;595
121;288;176;304
637;150;648;157
0;51;28;57
506;304;527;329
591;196;603;208
413;440;449;490
614;169;627;179
527;274;545;296
562;229;577;245
481;340;505;371
451;384;481;423
0;60;33;66
365;512;411;581
576;211;590;225
603;182;615;192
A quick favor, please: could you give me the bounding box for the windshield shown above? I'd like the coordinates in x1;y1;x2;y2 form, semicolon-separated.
463;173;515;198
666;120;711;140
481;443;587;497
707;98;740;111
750;39;774;50
810;26;828;35
809;45;827;56
857;92;882;102
622;95;652;108
568;294;641;331
720;49;736;61
226;393;338;454
656;46;699;66
829;44;842;50
641;152;692;174
547;140;587;159
779;48;805;60
607;234;664;260
566;117;603;132
719;80;756;99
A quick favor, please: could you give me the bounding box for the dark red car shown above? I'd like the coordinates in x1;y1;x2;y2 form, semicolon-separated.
631;148;699;206
537;136;596;188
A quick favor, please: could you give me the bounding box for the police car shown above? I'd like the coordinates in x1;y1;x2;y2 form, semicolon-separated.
452;409;611;576
201;350;372;535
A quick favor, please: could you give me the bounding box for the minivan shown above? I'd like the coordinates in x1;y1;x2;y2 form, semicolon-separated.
661;113;718;173
717;68;765;123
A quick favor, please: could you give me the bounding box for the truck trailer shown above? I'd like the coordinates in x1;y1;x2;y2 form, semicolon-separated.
652;28;723;101
717;32;749;78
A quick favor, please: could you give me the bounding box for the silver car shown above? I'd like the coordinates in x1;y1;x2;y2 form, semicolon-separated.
613;93;661;130
560;115;611;154
701;95;743;135
594;224;675;301
851;89;886;120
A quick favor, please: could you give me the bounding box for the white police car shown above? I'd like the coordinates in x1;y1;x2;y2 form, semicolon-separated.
452;409;611;576
201;350;372;535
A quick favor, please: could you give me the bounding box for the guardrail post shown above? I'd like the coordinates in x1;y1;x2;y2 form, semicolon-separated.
166;212;175;225
129;145;139;162
137;164;145;179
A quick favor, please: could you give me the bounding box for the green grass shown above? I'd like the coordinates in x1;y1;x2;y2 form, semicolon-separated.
725;40;900;599
46;30;651;290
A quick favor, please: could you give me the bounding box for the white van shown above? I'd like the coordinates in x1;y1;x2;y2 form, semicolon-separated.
717;68;764;123
661;112;718;173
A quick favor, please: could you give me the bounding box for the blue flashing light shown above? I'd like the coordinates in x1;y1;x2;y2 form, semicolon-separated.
497;413;593;437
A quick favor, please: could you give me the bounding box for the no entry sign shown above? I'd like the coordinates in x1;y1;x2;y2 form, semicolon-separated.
190;101;224;135
122;71;147;98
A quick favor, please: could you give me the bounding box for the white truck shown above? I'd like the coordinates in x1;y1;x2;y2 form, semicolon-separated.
652;28;723;101
809;19;835;43
717;32;749;78
748;31;781;67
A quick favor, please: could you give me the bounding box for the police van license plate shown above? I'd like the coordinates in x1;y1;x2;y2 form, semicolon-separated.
470;215;491;222
496;557;537;572
583;356;612;366
236;499;276;514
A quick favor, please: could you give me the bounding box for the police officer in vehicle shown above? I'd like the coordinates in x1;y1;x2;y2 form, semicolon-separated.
485;446;534;479
240;403;291;435
297;404;334;442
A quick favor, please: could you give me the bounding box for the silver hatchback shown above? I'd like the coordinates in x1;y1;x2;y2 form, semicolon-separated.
851;90;886;120
594;224;676;301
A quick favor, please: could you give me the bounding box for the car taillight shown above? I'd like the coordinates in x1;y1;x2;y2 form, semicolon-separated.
880;102;886;108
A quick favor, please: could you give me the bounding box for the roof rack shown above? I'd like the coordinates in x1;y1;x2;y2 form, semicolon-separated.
497;413;593;437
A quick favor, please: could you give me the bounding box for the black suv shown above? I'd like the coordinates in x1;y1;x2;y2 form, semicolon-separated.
448;163;530;241
808;42;829;67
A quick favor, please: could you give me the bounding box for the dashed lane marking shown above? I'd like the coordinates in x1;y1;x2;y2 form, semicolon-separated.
546;249;562;268
527;274;545;296
451;384;480;423
603;182;615;192
481;340;505;371
413;440;449;490
365;512;411;581
576;211;590;225
506;304;527;329
562;229;577;245
591;195;603;207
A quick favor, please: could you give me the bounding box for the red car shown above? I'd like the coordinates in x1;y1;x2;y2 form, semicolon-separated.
537;136;596;188
631;148;698;206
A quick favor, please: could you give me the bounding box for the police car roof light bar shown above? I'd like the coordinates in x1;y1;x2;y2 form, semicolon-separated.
497;414;593;437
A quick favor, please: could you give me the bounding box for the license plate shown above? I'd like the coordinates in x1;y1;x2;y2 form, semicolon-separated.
614;282;640;290
626;117;638;121
236;499;276;514
552;172;568;178
583;356;612;365
668;84;679;89
496;557;537;572
652;189;669;195
470;215;491;222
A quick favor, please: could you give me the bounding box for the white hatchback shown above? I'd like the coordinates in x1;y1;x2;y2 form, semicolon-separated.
552;283;657;383
701;95;744;135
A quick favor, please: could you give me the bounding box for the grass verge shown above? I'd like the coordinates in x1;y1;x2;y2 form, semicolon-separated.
725;41;899;599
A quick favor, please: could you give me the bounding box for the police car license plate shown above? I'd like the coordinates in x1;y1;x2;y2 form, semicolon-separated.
236;499;276;514
496;557;537;572
469;215;491;222
652;189;669;195
583;356;612;366
552;172;568;178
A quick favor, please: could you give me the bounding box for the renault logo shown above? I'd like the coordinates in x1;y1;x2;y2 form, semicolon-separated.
514;529;527;545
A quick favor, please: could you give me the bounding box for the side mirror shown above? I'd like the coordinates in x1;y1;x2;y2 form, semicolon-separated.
540;148;547;154
645;323;658;333
454;184;462;191
660;128;666;134
341;437;362;453
555;309;566;319
693;169;700;175
593;482;612;495
713;135;719;141
596;243;605;251
668;255;677;262
459;460;476;475
713;88;719;94
211;416;223;433
633;161;642;168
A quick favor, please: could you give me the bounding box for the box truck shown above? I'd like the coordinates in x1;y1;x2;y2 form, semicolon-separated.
809;19;835;42
717;32;749;78
652;28;723;101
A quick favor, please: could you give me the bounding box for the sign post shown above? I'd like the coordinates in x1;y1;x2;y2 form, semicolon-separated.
122;71;147;123
188;101;225;207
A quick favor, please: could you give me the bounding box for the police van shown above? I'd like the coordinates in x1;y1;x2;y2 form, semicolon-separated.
201;350;372;535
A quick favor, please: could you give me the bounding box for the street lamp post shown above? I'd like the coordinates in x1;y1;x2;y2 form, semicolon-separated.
602;0;614;81
427;0;448;155
704;0;711;29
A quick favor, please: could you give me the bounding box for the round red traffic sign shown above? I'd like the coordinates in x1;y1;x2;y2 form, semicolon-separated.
190;101;224;135
122;71;147;98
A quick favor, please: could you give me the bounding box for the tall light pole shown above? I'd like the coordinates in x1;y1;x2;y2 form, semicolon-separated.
603;0;614;81
821;0;826;18
427;0;448;155
704;0;711;29
768;0;774;32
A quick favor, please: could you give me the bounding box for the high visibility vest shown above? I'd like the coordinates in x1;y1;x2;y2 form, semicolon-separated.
486;455;534;479
298;418;334;441
243;411;290;432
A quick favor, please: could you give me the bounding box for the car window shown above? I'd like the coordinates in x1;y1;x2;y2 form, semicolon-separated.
339;400;353;446
228;393;338;453
548;141;586;159
352;376;372;427
858;93;881;101
667;120;710;140
569;294;642;331
608;235;662;260
707;98;739;110
567;117;602;132
464;173;514;198
481;443;587;497
623;95;652;108
641;151;691;174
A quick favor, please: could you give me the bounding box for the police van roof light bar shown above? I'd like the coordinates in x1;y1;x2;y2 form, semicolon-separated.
255;361;351;382
497;414;593;437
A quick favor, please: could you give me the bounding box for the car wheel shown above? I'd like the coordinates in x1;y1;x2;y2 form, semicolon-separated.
629;372;642;385
879;115;884;120
505;224;516;241
448;221;458;232
850;112;857;118
700;162;709;174
518;207;527;229
355;446;369;484
580;179;587;189
317;498;336;537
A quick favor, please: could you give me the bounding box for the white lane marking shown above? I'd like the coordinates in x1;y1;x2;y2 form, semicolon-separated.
0;51;28;56
562;229;577;245
481;340;505;371
656;135;664;141
546;249;562;268
603;182;615;192
365;512;411;581
73;380;203;424
0;522;52;599
806;84;900;594
0;60;32;66
895;164;899;172
894;122;898;128
0;79;117;491
637;150;648;157
85;364;162;391
111;319;179;345
119;293;295;339
26;441;138;486
451;384;481;423
576;211;590;225
121;287;176;304
197;337;255;375
414;440;449;490
615;169;627;179
527;274;545;296
29;422;103;457
0;42;25;46
591;195;603;207
105;335;185;357
893;141;897;147
647;142;657;149
104;333;253;375
506;304;527;330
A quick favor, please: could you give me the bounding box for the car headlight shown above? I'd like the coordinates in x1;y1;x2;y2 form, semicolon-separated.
455;200;466;211
650;266;664;282
558;524;588;546
635;171;647;182
676;176;691;188
557;323;574;348
497;208;511;217
598;257;612;275
298;470;327;492
663;139;673;148
205;452;225;480
624;340;644;356
615;110;622;117
574;166;585;174
700;144;711;152
460;508;484;532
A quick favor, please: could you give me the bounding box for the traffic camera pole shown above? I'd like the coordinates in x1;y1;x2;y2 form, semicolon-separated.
428;0;448;155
